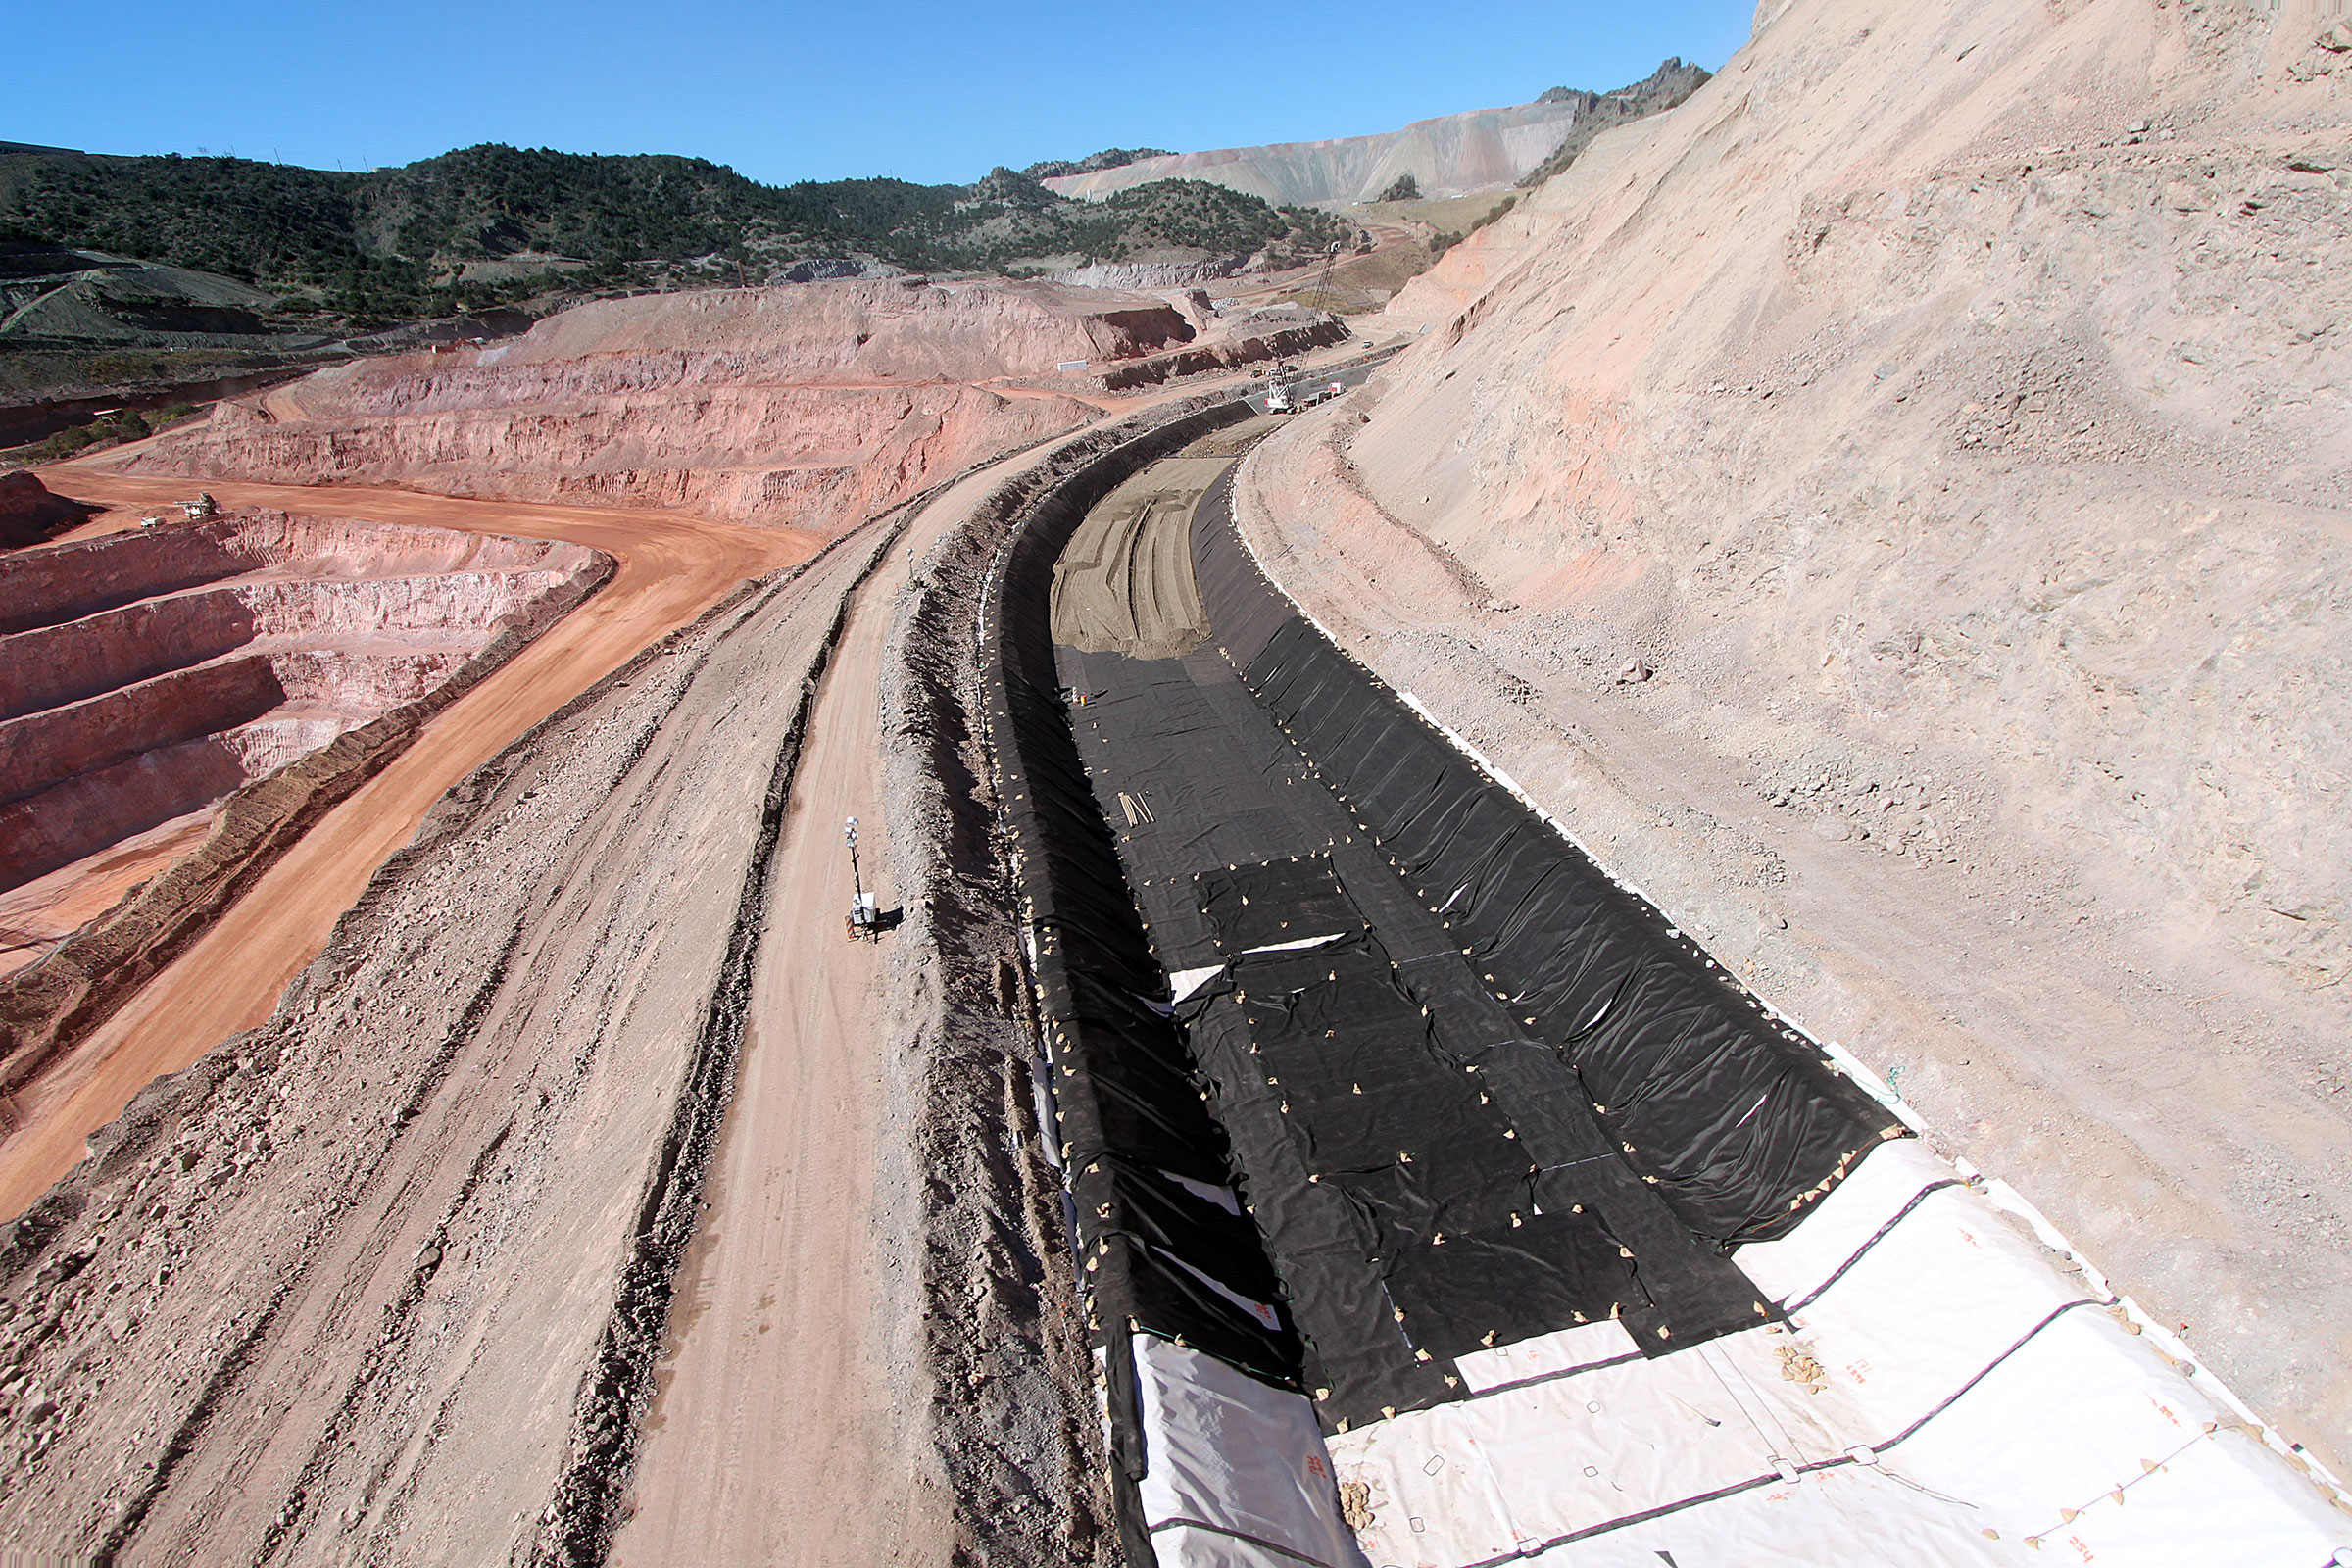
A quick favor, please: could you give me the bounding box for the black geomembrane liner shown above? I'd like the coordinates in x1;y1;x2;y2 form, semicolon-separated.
1234;610;1899;1247
978;403;1314;1433
1197;860;1367;954
990;407;1893;1472
1036;463;1816;1429
1190;858;1650;1423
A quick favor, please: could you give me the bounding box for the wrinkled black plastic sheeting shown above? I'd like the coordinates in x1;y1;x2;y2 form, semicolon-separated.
1200;523;1900;1248
1102;1331;1156;1568
1195;858;1649;1421
980;401;1309;1412
1060;644;1768;1421
1063;482;1780;1427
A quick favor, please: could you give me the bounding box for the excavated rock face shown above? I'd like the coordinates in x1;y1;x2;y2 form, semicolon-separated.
1356;0;2352;993
0;511;604;899
1240;0;2352;1471
118;279;1181;533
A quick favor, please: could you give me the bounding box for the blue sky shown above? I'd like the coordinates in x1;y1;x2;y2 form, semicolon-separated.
10;1;1756;186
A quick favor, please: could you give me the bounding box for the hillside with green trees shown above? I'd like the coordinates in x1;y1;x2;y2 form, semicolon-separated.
1017;147;1172;180
0;142;1343;324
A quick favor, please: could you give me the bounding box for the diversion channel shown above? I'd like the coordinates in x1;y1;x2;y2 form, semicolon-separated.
1057;416;1897;1422
981;403;1899;1564
984;401;2352;1568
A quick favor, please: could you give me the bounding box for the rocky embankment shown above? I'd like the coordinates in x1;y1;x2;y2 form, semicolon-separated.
116;279;1223;534
1239;0;2352;1472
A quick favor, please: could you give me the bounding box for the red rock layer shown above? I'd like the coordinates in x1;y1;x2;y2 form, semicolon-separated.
0;511;605;893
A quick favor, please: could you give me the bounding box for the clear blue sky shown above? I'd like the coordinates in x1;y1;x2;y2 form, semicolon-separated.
9;1;1756;186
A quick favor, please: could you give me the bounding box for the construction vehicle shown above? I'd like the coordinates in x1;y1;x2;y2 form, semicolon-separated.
179;492;219;520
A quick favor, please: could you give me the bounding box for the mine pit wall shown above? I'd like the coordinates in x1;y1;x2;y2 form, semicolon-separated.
0;657;284;814
0;524;252;635
0;741;250;907
0;542;612;1102
0;589;259;719
261;646;478;712
0;519;606;903
125;378;1104;536
0;570;563;723
0;513;577;637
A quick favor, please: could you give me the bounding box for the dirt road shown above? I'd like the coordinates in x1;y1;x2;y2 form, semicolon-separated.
612;432;1095;1567
0;468;818;1220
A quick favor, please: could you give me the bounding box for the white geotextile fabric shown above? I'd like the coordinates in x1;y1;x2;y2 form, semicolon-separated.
1133;1333;1367;1568
1169;965;1228;1003
1327;1141;2352;1568
1451;1318;1641;1394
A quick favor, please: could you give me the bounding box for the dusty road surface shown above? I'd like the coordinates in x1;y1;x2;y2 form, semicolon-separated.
612;431;1103;1567
0;467;819;1219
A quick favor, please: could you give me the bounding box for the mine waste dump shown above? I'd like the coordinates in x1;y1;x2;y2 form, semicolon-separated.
0;512;608;967
984;404;2352;1567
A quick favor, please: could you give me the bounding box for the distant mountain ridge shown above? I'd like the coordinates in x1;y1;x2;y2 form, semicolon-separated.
0;143;1341;326
1039;60;1708;208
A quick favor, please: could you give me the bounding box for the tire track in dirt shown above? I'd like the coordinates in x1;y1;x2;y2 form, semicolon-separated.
611;426;1128;1568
